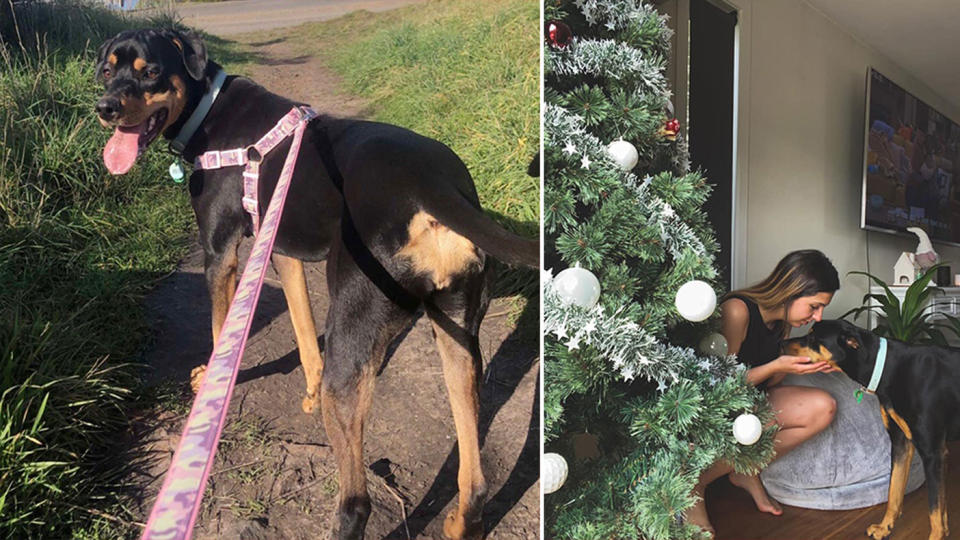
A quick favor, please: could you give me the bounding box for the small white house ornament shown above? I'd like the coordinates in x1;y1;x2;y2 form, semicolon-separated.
893;252;916;286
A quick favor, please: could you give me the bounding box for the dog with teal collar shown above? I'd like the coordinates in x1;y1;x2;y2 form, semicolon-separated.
783;319;959;540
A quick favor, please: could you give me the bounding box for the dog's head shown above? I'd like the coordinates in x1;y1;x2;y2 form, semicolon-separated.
95;28;209;174
781;319;873;381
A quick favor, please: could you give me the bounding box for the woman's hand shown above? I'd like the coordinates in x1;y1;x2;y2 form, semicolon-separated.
773;354;836;375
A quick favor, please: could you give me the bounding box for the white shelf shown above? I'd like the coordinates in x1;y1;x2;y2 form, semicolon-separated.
867;285;960;345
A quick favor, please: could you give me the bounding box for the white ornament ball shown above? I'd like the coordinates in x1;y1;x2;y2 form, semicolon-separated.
607;139;639;171
699;332;729;357
554;265;601;309
542;452;569;494
733;413;763;445
675;280;717;322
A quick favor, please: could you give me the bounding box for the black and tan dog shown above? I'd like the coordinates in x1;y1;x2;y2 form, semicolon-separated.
94;28;537;539
783;319;960;540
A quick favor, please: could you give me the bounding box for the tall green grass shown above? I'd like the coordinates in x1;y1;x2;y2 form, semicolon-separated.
333;0;539;236
0;2;194;536
258;0;539;239
257;0;539;295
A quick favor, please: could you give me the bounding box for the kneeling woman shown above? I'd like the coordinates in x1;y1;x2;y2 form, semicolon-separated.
686;249;841;536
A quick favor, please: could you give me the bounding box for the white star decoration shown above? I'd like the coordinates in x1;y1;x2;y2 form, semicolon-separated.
657;379;668;392
563;142;577;155
581;155;592;169
698;358;712;371
566;336;581;351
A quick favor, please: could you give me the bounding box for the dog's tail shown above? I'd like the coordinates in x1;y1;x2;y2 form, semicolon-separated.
425;194;539;268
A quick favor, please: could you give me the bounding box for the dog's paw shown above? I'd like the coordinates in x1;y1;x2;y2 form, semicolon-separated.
443;511;483;540
866;522;892;540
189;365;207;394
301;392;319;414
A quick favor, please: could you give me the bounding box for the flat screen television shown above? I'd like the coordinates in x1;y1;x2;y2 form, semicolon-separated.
861;67;960;246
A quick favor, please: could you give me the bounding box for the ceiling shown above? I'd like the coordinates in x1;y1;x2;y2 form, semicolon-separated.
804;0;960;112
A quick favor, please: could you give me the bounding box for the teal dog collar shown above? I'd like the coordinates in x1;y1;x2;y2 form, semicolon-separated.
856;337;887;403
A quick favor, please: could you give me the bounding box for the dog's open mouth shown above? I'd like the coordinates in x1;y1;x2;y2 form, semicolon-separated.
103;108;168;175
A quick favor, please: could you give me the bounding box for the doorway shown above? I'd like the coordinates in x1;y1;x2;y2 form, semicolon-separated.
688;0;737;289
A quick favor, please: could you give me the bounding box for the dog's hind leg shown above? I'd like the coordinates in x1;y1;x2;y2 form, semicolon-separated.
941;442;949;538
868;410;915;540
321;249;418;540
425;270;491;540
918;435;949;540
273;253;324;413
191;229;242;393
942;442;949;538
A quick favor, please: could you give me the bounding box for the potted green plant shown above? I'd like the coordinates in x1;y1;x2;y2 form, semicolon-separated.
842;263;949;346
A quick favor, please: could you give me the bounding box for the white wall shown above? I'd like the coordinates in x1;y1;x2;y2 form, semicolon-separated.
727;0;960;325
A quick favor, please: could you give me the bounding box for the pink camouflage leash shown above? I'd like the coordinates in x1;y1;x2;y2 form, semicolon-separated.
141;106;318;540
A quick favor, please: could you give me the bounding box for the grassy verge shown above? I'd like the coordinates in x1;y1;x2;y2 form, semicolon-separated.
0;2;207;537
243;0;540;297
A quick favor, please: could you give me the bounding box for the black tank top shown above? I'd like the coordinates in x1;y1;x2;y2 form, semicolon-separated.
725;294;782;368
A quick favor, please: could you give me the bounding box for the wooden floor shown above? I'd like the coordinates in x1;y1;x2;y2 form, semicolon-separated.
709;442;960;539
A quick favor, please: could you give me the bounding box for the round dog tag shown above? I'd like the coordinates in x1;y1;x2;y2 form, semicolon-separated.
169;161;185;183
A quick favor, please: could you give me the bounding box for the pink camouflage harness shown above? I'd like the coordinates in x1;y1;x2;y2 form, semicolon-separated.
194;105;318;234
141;104;317;540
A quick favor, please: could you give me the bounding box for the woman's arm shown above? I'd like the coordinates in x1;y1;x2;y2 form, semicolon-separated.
720;299;832;386
746;362;783;387
720;299;803;386
766;371;787;387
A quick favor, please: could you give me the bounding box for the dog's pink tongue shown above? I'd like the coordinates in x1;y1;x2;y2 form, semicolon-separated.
103;125;141;175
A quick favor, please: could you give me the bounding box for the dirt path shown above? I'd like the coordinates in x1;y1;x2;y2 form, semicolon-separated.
127;35;539;539
171;0;427;36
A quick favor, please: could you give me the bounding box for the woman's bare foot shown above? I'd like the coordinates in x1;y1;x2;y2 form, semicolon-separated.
685;486;715;538
729;472;783;515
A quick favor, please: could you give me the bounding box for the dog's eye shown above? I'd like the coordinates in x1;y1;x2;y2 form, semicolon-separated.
145;68;160;80
102;67;112;79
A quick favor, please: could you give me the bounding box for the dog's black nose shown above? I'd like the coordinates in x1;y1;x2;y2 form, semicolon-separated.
95;96;122;121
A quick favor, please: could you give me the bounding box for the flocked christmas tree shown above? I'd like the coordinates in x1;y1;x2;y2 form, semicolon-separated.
543;1;777;538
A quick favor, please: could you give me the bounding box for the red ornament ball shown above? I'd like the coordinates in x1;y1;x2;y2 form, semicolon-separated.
660;118;680;141
545;20;572;49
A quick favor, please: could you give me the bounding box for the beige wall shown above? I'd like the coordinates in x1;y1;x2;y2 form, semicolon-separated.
727;0;960;325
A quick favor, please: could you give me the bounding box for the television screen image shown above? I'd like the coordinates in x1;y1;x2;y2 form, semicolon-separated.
862;68;960;245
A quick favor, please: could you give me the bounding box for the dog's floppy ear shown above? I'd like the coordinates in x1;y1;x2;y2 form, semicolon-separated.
837;322;862;349
96;32;122;66
161;29;208;81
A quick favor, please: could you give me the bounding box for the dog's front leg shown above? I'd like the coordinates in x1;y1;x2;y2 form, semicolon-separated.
190;230;241;393
272;253;323;413
868;410;915;540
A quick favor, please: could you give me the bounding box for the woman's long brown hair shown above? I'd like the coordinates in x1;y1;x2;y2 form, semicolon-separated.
723;249;840;338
